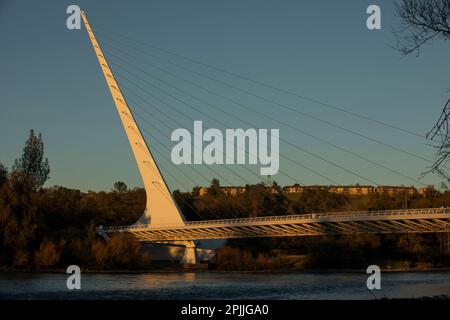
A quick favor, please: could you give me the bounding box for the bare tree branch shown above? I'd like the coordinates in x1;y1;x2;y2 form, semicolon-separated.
393;1;450;181
394;0;450;56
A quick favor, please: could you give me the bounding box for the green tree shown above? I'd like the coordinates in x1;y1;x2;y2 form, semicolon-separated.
13;130;50;188
113;181;128;193
208;178;223;196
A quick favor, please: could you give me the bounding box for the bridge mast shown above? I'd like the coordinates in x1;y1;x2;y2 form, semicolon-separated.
80;11;185;227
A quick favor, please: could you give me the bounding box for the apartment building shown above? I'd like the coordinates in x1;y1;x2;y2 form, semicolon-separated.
198;184;420;197
283;185;329;194
375;185;417;196
329;185;375;195
198;186;246;197
283;184;417;196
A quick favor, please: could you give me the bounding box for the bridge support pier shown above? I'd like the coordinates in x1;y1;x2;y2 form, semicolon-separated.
180;241;198;265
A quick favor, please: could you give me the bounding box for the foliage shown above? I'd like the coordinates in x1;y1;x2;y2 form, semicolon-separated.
0;160;449;270
113;181;128;193
0;172;38;267
13;130;50;188
0;174;147;270
35;238;60;269
214;247;255;270
290;189;349;214
0;163;8;188
91;235;150;269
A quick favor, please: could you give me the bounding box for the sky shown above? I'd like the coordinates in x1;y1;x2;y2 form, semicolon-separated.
0;0;449;192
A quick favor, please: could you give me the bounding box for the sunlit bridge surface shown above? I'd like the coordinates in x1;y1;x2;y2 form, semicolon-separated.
98;208;450;242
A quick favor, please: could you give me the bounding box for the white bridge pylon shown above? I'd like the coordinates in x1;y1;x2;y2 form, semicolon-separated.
81;11;197;264
81;11;450;262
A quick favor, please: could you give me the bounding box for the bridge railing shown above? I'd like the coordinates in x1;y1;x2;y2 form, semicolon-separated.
99;207;450;232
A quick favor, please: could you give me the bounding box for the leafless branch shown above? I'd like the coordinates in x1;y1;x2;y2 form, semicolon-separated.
393;1;450;181
393;0;450;56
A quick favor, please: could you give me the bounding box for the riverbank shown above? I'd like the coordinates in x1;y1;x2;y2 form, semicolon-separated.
2;266;450;274
1;271;449;300
2;251;450;274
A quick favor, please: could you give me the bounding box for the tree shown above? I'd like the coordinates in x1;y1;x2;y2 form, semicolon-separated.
393;0;450;180
208;178;223;196
0;163;7;188
394;0;450;56
13;130;50;188
113;181;128;193
35;238;60;269
395;0;450;182
0;172;38;267
173;190;197;220
291;189;349;214
427;99;450;182
91;235;150;269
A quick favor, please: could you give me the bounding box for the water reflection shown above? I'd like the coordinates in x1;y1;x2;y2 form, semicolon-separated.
0;272;449;300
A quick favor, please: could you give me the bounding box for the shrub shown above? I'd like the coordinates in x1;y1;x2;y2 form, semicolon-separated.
13;249;30;268
35;238;60;268
90;235;150;269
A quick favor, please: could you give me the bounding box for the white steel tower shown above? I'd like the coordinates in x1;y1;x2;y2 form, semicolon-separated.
81;11;197;264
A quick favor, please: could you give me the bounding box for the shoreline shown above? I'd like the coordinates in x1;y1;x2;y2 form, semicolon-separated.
1;267;450;275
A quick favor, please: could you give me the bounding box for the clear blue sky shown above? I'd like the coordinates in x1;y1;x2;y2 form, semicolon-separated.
0;0;449;192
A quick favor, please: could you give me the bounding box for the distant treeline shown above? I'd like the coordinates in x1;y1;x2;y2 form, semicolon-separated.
178;179;448;221
0;172;449;270
0;130;449;271
182;179;450;270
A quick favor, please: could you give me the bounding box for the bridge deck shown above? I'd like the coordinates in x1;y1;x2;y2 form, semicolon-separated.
98;208;450;242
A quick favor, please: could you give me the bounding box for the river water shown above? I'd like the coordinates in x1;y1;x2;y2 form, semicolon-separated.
0;271;449;300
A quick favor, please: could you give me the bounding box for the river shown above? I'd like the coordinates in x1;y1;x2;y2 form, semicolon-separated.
0;271;449;300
